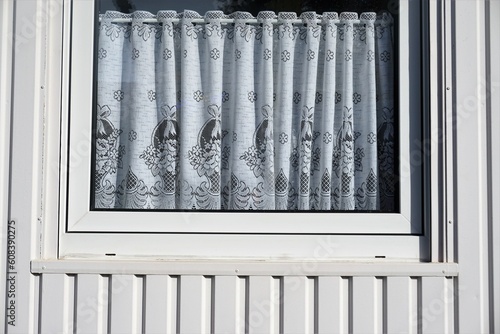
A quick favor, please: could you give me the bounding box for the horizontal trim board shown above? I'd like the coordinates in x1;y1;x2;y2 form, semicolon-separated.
31;259;459;277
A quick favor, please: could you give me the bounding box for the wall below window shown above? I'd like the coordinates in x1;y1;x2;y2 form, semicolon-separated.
33;270;456;333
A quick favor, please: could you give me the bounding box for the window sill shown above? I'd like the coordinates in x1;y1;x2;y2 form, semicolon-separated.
31;259;458;277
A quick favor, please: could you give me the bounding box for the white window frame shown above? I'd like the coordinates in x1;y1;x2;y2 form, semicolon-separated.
55;0;435;259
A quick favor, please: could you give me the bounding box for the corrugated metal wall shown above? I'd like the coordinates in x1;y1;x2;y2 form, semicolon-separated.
36;273;456;334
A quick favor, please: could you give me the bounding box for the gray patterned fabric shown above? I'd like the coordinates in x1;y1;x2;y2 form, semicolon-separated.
94;10;395;211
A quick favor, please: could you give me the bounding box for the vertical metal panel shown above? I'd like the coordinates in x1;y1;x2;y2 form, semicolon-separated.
74;274;108;334
213;276;246;334
454;0;491;332
247;276;280;334
386;276;416;333
351;277;382;334
444;278;455;333
144;275;177;334
109;275;143;334
421;277;454;334
376;278;384;333
316;276;349;334
39;274;74;333
0;1;14;331
178;275;211;334
488;0;500;331
282;276;314;334
6;0;45;332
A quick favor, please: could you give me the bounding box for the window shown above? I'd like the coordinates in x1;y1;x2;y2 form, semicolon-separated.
59;0;427;259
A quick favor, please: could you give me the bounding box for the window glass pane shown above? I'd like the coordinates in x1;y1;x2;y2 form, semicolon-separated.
92;0;398;212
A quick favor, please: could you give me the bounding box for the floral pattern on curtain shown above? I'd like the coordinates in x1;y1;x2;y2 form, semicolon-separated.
94;10;396;211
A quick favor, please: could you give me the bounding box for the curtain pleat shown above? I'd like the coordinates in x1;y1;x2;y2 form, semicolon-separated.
94;10;395;211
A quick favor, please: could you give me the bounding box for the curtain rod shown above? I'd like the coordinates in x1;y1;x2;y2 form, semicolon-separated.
99;18;371;24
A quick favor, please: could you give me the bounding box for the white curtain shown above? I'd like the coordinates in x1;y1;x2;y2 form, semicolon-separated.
94;10;395;211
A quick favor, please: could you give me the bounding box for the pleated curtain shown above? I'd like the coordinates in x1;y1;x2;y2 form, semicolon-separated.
94;10;396;211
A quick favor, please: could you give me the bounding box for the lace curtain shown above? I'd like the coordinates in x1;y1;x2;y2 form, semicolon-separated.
94;10;396;211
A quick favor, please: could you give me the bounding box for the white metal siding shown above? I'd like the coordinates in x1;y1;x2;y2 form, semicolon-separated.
2;0;500;333
35;273;456;334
